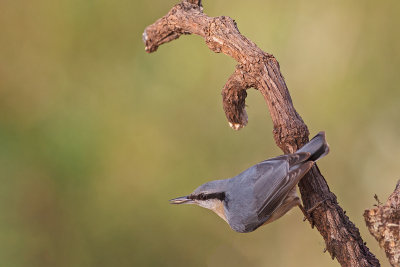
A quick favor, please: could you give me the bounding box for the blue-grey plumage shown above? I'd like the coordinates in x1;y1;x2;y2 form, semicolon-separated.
170;132;329;233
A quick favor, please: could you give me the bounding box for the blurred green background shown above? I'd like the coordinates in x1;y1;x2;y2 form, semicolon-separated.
1;0;399;266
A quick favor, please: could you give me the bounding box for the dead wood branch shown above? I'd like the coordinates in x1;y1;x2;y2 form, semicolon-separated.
364;180;400;267
143;1;380;266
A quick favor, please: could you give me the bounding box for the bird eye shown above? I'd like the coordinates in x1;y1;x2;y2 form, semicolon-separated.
198;193;207;200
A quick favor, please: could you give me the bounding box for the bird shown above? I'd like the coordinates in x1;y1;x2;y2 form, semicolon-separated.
170;132;329;233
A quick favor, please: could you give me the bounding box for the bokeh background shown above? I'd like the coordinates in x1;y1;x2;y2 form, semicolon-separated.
1;0;399;266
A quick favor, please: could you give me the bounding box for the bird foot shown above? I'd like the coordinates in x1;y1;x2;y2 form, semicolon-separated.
298;199;329;228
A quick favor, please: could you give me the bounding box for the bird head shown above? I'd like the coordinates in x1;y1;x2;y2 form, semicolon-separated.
169;180;228;222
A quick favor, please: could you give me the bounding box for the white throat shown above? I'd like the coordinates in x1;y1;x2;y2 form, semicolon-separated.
197;199;228;223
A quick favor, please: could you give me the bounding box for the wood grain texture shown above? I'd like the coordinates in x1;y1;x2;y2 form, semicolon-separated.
143;1;380;266
364;181;400;267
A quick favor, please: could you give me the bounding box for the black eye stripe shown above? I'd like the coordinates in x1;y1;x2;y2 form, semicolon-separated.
189;192;225;201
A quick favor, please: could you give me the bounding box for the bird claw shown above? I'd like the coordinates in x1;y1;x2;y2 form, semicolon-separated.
299;199;329;228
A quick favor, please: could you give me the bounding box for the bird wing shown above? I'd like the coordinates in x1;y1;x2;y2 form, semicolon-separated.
253;156;313;220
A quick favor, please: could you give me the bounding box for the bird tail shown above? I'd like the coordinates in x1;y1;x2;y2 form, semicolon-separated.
297;131;330;161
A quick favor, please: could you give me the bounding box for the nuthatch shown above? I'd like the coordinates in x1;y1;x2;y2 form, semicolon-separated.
170;132;329;233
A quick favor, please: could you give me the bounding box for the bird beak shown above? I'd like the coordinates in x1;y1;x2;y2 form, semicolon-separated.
169;196;194;204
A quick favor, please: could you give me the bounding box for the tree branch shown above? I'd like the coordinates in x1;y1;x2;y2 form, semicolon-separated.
221;66;256;130
143;1;380;266
364;180;400;267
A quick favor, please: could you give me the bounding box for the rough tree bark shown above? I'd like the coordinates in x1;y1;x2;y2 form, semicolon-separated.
143;1;380;266
364;181;400;267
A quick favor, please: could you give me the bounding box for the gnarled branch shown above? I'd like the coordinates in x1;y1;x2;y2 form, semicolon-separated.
364;181;400;267
143;1;380;266
222;66;256;130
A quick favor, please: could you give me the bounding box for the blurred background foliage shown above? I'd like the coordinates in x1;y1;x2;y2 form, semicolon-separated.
1;0;399;266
